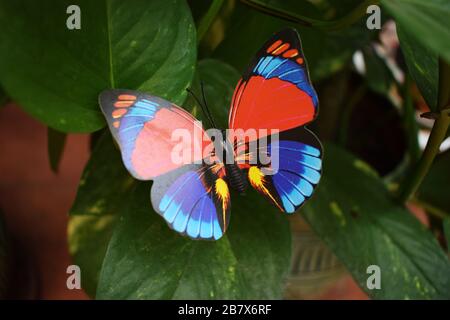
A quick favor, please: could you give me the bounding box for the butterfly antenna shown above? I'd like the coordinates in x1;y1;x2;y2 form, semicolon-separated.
199;81;217;128
186;86;216;128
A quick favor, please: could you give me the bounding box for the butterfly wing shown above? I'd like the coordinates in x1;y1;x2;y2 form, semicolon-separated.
100;90;229;240
229;28;318;134
99;89;210;180
236;127;322;213
151;163;230;240
228;28;322;213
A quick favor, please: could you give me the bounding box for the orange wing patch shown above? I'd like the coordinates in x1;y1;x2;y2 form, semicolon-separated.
110;94;138;128
112;108;127;118
266;40;282;53
282;49;298;58
266;40;303;64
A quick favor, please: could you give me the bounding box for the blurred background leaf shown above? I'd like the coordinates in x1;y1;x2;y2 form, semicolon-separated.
47;127;67;173
303;144;450;299
0;0;196;132
362;46;395;97
397;27;438;111
382;0;450;65
417;151;450;216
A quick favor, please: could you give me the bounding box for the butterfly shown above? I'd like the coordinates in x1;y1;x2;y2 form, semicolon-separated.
99;28;322;240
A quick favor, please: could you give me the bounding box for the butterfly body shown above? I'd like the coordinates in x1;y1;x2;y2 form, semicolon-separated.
99;28;323;240
224;162;248;194
210;129;249;194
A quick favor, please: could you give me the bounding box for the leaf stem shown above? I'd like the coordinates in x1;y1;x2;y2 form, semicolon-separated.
398;110;450;203
397;58;450;203
410;198;450;220
197;0;224;45
47;127;67;173
240;0;380;31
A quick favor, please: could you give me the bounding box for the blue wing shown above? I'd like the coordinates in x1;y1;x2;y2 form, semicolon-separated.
151;164;230;240
269;140;321;213
245;128;322;213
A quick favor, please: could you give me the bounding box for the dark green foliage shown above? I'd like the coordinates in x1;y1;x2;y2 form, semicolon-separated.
0;0;196;132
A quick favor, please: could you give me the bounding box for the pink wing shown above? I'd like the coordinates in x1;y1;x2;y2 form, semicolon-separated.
99;89;213;180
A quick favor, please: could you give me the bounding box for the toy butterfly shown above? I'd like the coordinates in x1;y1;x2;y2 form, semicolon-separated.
99;28;322;240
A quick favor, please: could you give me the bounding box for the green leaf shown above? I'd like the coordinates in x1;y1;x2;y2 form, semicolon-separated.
70;133;135;216
47;127;67;173
68;214;117;297
96;183;291;299
196;0;225;44
68;133;133;296
444;218;450;253
0;0;196;132
382;0;450;65
417;151;450;215
397;26;439;111
363;46;395;97
303;144;450;299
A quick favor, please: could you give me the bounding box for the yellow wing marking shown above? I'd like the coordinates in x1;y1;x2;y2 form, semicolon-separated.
215;178;230;230
248;166;284;212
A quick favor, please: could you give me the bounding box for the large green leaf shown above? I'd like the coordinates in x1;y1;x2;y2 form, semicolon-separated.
96;182;291;299
70;134;135;217
417;151;450;215
0;0;196;132
397;26;439;111
382;0;450;65
68;133;133;297
303;144;450;299
68;214;117;297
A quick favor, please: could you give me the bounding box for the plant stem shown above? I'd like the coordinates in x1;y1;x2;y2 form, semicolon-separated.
398;110;450;203
240;0;380;31
397;58;450;203
197;0;224;45
410;198;450;220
